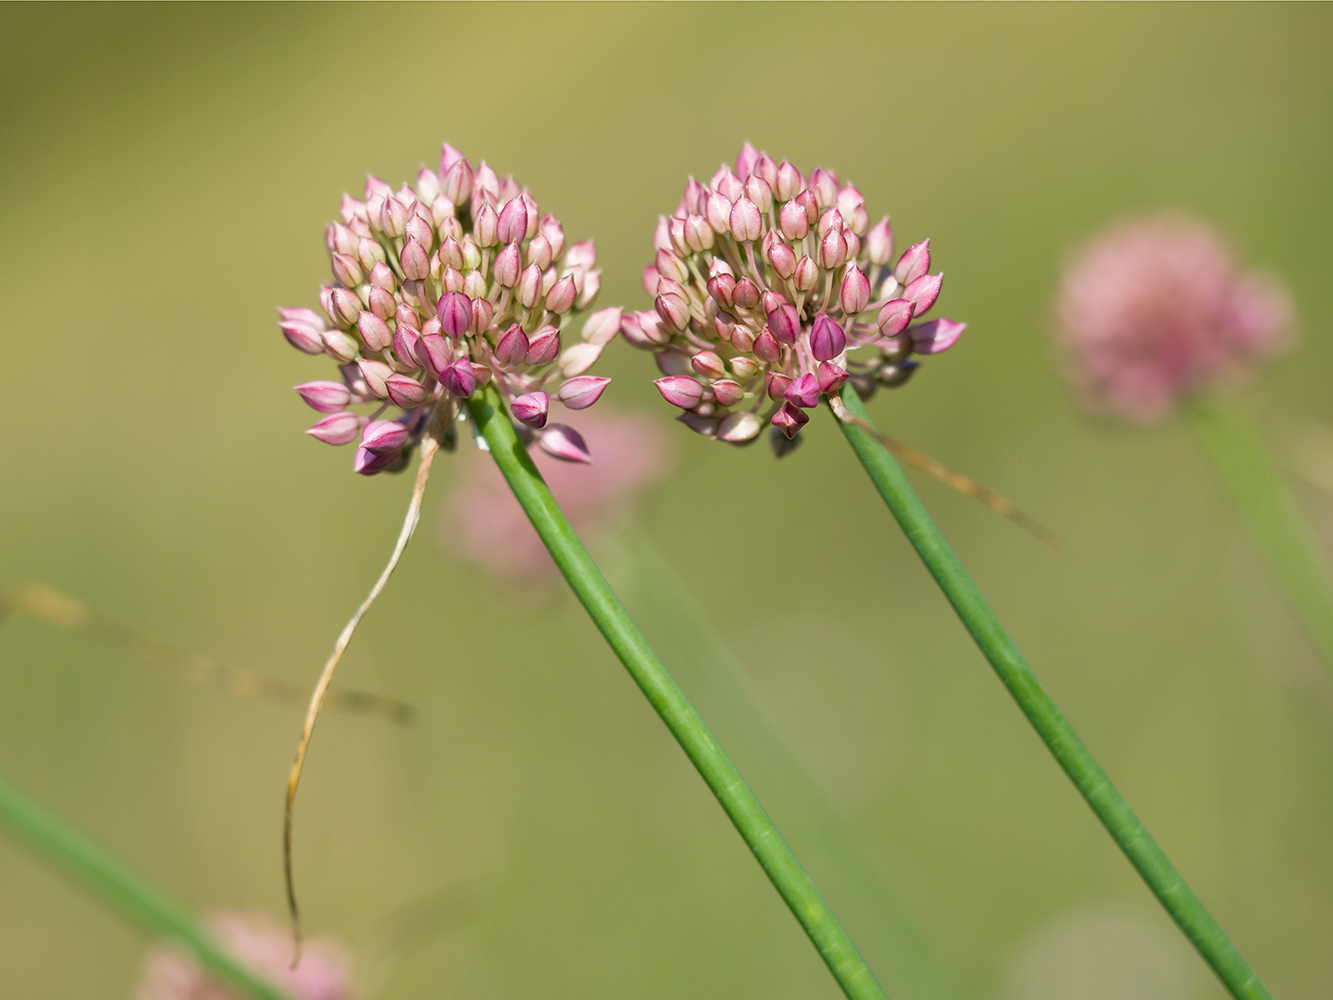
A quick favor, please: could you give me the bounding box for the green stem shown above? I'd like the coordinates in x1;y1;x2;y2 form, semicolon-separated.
0;772;293;1000
1188;398;1333;676
834;385;1272;1000
465;384;888;1000
620;531;971;1000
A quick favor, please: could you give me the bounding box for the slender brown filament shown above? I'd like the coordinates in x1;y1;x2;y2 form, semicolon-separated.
284;436;439;965
0;583;414;723
830;397;1062;550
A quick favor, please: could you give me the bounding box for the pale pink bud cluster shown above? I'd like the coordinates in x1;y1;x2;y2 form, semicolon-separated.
1056;214;1294;424
279;143;618;472
626;142;965;455
135;912;351;1000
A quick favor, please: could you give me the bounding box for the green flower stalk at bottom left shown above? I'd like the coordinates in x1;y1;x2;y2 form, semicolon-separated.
466;383;890;1000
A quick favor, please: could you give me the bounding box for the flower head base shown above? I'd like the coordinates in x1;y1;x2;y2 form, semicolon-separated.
1056;213;1294;424
625;143;965;455
136;912;351;1000
279;143;619;472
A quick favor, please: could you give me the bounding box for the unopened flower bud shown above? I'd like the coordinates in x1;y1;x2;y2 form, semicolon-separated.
744;174;774;213
328;288;361;327
557;375;611;410
729;324;756;352
545;274;578;315
707;270;736;306
582;306;623;347
656;291;691;332
381;197;408;238
368;260;396;293
819;226;848;270
736;141;760;179
510;391;550;428
517;263;544;309
903;272;943;316
417;334;450;380
357;310;392;351
384;372;427;407
542;219;565;258
784;372;822;409
469;295;492;333
717;411;763;443
493;242;522;288
437;291;472;339
908;317;966;355
771;401;810;439
691;350;726;379
894;239;931;284
558;342;602;378
733;277;760;309
295;381;352;413
525;326;560;365
494;324;530;367
729;197;763;242
810;313;847;362
539;424;593;464
405;213;434;250
775;160;804;201
710;379;745;407
524;234;552;270
876;298;915;337
278;307;327;354
795;189;819;226
811;167;839;209
307;412;364;446
753;328;782;363
575;268;601;309
705;192;732;234
655;349;693;376
765;371;793;401
844;230;861;262
400;239;430;281
356;358;392;397
817;361;849;395
684;214;715;252
778;200;809;241
729;356;761;380
321;329;360;362
330;253;363;288
327;223;356;255
767;241;797;279
357;237;387;272
467;203;497;249
654;375;705;409
793;255;819;291
393;324;422;368
440;359;478;398
362;419;409;455
442;157;473;205
437;236;464;271
840;264;871;315
496;198;529;245
353;444;401;475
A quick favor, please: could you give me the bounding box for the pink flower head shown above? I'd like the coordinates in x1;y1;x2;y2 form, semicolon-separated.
278;142;620;473
440;408;675;579
135;911;351;1000
625;144;965;457
1056;213;1294;424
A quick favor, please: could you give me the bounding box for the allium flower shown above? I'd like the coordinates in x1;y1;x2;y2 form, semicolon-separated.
440;408;674;578
1055;213;1294;424
279;142;620;473
136;912;351;1000
623;142;966;456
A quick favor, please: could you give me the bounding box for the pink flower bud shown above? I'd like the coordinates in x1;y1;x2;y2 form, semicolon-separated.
353;444;401;475
576;269;601;309
717;411;763;443
767;303;801;345
711;379;745;407
437;291;472;339
330;253;363;288
817;362;849;395
691;350;726;379
707;270;736;306
771;401;810;439
730;356;760;379
380;197;409;238
496;198;529;246
784;372;822;409
558;342;603;377
582;306;622;347
655;249;689;284
393;324;422;368
716;166;745;202
767;241;797;279
328;288;361;328
705;192;732;234
517;263;544;309
278;307;327;354
736;141;760;179
358;238;387;274
729;197;763;242
295;381;352;413
778;200;809;241
545;274;577;314
683;214;715;252
811;168;839;209
909;318;966;355
494;324;529;367
438;359;476;398
369;260;396;294
733;277;760;309
542;219;565;259
395;303;421;331
469;296;492;335
678;411;719;437
744;174;774;213
557;375;611;410
655;292;691;332
417;334;451;380
539;423;593;464
795;189;819;225
656;349;692;376
399;239;430;281
775;160;804;201
876;299;915;337
357;358;392;397
622;311;668;348
840;265;871;315
321;329;360;362
306;412;364;446
442;157;473;205
894;240;931;284
462;201;495;247
405;214;434;251
903;272;943;317
766;372;793;401
510;391;550;428
753;329;782;363
526;234;553;270
437;236;464;271
793;255;819;292
385;373;427;407
365;175;393;199
810;313;847;362
525;326;561;365
440;142;465;173
361;419;409;455
492;241;522;288
327;223;355;255
730;324;756;352
654;375;705;409
819;227;848;270
642;265;661;296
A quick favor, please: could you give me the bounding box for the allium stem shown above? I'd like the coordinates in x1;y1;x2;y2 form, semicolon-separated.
834;385;1273;1000
1188;399;1333;678
621;531;970;1000
0;772;293;1000
465;383;889;1000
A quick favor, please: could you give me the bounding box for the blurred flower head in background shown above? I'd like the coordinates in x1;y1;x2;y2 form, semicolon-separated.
624;142;965;457
135;912;351;1000
439;408;675;578
279;142;621;474
1055;213;1294;424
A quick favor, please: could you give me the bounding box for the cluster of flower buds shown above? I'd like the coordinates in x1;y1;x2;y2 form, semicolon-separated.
279;143;620;473
622;143;965;455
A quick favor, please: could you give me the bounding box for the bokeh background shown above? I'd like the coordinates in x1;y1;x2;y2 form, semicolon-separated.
2;4;1332;999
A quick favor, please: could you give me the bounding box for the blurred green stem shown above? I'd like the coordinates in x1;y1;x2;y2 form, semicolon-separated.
0;772;293;1000
835;385;1272;1000
1188;398;1333;676
466;384;888;1000
621;531;970;1000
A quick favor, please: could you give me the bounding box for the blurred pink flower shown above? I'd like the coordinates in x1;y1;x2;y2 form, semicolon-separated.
136;912;351;1000
440;408;675;577
1055;213;1293;424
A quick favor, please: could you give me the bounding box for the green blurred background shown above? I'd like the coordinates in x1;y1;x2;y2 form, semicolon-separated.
2;3;1331;998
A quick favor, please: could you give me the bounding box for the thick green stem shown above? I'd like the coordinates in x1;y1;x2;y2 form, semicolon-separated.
0;772;293;1000
834;386;1271;1000
1189;399;1333;677
466;384;888;1000
621;531;970;1000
